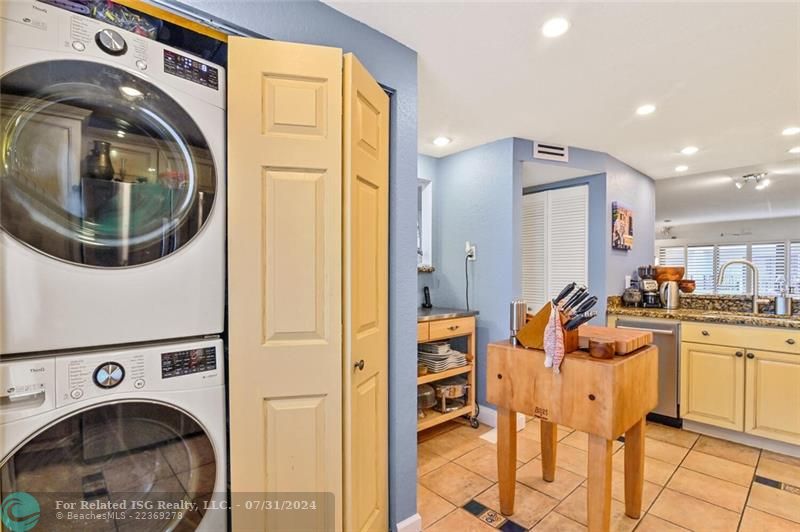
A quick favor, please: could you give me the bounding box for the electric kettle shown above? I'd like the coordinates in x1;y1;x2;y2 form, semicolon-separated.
659;281;680;310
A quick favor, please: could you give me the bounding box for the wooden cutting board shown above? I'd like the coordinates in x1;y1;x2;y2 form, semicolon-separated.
577;324;652;355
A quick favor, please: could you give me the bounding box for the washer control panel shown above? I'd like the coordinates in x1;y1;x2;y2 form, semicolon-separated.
161;346;217;379
53;339;223;407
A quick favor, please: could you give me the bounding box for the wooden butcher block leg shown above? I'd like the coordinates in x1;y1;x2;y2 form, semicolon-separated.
587;434;613;532
497;406;518;516
624;417;646;519
540;420;558;482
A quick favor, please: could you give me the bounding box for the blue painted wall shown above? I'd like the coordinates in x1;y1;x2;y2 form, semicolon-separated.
429;139;517;406
431;138;654;410
604;158;657;295
177;1;418;527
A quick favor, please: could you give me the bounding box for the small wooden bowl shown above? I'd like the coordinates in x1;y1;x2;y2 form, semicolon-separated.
589;339;616;359
678;279;696;293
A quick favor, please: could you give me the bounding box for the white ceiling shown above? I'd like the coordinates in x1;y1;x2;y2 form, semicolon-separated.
655;159;800;226
324;1;800;179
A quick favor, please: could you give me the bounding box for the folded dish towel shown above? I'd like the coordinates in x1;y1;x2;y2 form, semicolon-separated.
543;302;565;374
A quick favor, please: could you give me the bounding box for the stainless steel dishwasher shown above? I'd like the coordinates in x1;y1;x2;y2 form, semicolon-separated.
615;318;681;423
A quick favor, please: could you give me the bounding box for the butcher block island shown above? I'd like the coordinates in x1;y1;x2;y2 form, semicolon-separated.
487;326;658;532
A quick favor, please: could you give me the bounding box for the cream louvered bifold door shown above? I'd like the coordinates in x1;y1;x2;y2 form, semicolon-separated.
227;37;343;531
521;185;588;311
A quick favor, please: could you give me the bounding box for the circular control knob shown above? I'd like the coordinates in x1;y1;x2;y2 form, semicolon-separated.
95;28;128;56
70;388;84;400
93;362;125;389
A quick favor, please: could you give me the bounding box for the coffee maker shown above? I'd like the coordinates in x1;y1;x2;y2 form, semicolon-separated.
641;279;661;307
637;266;661;308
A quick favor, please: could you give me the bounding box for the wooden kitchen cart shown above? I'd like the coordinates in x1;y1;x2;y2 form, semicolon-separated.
417;309;479;431
487;339;658;532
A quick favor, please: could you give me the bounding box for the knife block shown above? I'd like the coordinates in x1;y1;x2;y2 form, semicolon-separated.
515;303;579;353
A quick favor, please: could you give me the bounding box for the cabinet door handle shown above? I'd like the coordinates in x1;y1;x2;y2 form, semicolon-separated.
787;339;796;345
746;353;755;359
448;325;460;331
701;330;710;336
735;351;744;358
354;359;365;371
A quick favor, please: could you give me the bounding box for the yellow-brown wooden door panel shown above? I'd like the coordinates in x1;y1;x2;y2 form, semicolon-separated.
342;53;389;532
745;349;800;445
680;342;744;430
228;36;343;531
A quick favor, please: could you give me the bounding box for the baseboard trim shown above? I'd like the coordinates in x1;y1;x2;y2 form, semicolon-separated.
682;420;800;458
395;513;422;532
477;405;526;430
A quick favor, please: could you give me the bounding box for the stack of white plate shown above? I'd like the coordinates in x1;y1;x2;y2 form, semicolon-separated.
418;341;467;373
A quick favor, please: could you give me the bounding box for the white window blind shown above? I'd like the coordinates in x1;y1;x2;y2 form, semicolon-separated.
687;246;715;294
789;241;800;295
658;246;685;267
521;185;588;312
658;241;795;296
716;245;747;295
752;243;786;296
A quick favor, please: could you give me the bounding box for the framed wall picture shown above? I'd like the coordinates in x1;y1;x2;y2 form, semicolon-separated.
612;202;633;251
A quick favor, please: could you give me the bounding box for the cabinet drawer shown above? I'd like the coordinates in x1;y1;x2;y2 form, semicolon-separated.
682;322;800;354
417;322;429;342
429;317;474;340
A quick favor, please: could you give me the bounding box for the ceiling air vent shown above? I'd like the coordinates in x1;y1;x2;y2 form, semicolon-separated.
533;142;569;162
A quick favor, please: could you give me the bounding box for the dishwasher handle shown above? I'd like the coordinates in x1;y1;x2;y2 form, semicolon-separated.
616;325;675;336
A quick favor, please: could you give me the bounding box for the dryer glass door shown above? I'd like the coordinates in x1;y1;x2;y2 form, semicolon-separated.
0;60;217;267
0;401;217;530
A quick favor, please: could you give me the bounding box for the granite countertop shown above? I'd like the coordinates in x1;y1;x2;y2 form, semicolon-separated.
607;305;800;330
417;307;479;322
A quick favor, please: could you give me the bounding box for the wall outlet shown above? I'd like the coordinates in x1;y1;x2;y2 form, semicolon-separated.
465;241;477;261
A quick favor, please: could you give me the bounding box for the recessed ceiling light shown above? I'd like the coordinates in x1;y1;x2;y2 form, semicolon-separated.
636;104;656;116
782;126;800;136
789;146;800;154
675;165;689;172
433;136;451;147
542;17;570;38
680;146;699;155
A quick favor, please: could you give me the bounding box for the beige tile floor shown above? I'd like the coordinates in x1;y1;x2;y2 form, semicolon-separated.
417;419;800;531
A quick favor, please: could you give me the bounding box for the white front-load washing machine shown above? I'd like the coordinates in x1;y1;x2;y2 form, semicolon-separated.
0;1;226;355
0;338;227;531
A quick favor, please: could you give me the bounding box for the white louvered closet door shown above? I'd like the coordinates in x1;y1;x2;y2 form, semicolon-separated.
521;185;588;312
521;192;547;311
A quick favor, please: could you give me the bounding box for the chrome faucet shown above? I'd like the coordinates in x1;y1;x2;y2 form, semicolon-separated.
717;259;770;314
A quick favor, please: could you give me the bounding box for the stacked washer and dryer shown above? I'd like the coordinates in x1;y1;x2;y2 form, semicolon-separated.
1;2;227;530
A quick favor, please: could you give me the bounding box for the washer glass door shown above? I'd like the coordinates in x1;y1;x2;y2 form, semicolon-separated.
0;401;217;531
0;59;216;267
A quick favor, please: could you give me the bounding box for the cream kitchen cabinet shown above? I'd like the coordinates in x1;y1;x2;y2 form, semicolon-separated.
680;342;745;431
680;321;800;445
745;349;800;445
